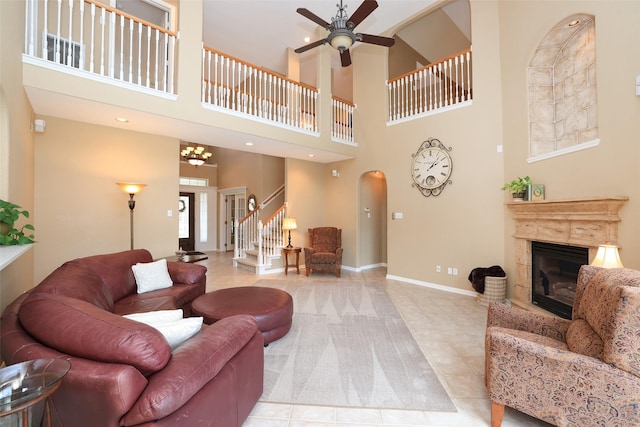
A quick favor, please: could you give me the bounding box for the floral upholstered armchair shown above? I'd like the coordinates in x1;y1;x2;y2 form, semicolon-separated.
304;227;343;277
485;265;640;427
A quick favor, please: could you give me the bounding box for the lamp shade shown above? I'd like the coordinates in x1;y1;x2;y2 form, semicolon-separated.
117;183;146;195
330;34;353;50
590;243;623;268
282;217;297;230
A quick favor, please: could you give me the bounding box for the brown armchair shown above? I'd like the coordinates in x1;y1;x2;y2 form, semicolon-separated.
304;227;343;277
485;265;640;427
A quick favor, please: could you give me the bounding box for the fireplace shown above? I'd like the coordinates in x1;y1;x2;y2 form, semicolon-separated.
531;241;588;319
507;197;628;316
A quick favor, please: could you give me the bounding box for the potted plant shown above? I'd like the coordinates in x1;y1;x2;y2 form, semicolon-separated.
0;199;36;245
501;176;531;201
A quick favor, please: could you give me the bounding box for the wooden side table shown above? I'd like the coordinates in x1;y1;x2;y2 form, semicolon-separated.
282;247;301;275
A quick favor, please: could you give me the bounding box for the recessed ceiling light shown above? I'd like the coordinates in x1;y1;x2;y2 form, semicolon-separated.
308;154;315;157
115;117;129;123
304;37;311;43
245;142;254;146
568;19;580;27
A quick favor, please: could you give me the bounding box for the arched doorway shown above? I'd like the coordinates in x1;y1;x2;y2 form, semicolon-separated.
358;171;387;269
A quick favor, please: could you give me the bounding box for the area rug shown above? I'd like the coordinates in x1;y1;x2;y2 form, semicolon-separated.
257;279;456;412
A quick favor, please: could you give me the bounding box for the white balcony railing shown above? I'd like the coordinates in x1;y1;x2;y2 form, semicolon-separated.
387;48;472;123
202;46;319;133
24;0;177;94
332;97;355;144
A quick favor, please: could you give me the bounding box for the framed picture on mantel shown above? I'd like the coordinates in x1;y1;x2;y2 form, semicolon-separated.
530;184;545;201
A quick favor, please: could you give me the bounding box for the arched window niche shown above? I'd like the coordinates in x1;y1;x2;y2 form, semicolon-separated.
527;14;599;163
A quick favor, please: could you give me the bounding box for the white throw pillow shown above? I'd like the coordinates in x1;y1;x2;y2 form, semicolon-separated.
124;310;203;350
131;259;173;294
124;309;184;324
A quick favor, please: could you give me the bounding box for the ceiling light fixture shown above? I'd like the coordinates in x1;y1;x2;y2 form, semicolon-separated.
304;37;311;43
568;19;581;27
327;9;355;52
181;144;213;167
115;117;129;123
245;142;254;146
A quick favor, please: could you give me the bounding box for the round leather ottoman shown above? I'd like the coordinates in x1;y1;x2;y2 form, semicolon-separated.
192;286;293;345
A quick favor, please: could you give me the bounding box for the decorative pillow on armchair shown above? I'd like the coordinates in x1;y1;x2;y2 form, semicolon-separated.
131;259;173;293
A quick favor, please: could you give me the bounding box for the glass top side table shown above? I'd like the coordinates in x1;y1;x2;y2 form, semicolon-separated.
0;358;71;427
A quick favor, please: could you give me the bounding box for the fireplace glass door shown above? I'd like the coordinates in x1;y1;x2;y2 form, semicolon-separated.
531;241;589;319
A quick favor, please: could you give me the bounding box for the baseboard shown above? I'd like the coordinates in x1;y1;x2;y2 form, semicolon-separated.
386;274;477;297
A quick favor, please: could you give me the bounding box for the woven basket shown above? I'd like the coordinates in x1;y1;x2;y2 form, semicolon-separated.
477;276;507;306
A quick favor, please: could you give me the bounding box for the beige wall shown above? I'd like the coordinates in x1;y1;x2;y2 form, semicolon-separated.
0;0;36;313
214;147;285;209
285;158;326;261
497;0;640;297
34;117;180;283
320;0;505;293
179;162;217;187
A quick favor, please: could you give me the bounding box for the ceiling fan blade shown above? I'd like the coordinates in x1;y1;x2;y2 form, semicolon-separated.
340;49;352;67
357;33;395;47
294;38;327;54
296;8;331;29
348;0;378;28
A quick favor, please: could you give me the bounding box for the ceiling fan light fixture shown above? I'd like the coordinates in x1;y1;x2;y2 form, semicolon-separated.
329;32;354;50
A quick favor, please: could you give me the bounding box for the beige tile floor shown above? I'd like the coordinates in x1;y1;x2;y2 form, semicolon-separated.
199;252;552;427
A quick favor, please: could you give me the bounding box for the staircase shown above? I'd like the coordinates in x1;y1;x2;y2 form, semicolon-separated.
233;186;288;274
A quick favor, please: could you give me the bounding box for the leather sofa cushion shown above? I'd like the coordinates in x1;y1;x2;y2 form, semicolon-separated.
78;249;153;302
114;284;205;316
32;260;114;311
19;293;171;375
121;315;259;425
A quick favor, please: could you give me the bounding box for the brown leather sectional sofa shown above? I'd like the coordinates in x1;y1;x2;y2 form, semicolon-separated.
1;249;264;427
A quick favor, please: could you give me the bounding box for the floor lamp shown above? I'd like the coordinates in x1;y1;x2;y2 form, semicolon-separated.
117;183;146;250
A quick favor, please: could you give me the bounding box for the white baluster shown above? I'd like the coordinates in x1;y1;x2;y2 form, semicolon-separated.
78;0;85;69
40;0;49;59
127;18;133;82
118;15;124;80
136;22;142;85
89;3;95;73
100;8;106;76
54;0;62;64
153;29;159;89
467;50;471;101
454;55;460;103
66;0;73;66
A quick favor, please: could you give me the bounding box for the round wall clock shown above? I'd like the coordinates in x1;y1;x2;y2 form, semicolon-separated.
410;137;453;197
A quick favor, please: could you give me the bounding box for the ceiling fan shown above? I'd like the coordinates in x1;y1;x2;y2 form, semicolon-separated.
294;0;395;67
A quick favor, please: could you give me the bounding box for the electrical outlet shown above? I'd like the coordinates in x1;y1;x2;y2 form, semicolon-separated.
447;267;453;275
436;265;441;273
452;267;458;275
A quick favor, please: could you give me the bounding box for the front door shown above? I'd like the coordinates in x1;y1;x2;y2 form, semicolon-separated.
178;192;195;251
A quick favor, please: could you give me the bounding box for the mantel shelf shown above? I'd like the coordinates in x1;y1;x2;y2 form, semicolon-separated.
0;245;34;272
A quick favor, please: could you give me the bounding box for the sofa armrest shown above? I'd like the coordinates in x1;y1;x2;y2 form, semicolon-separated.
167;262;207;285
486;328;640;425
487;302;570;342
121;315;260;426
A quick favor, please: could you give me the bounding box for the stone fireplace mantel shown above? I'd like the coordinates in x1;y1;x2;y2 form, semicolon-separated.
507;196;628;312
